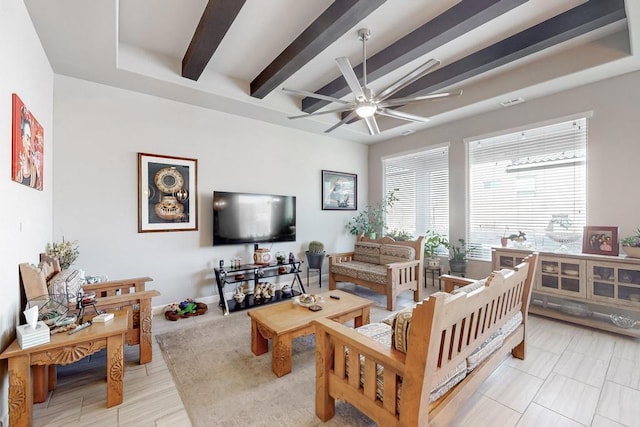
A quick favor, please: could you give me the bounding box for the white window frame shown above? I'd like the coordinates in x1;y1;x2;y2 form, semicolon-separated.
465;112;591;260
383;144;449;243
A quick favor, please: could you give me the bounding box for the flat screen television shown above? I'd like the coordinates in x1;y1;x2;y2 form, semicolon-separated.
213;191;296;245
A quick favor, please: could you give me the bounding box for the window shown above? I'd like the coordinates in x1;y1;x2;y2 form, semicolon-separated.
467;117;588;259
383;146;449;242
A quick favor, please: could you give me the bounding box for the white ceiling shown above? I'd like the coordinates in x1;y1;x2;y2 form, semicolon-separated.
24;0;640;144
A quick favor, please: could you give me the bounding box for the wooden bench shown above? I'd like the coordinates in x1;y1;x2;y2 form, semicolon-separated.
328;236;424;311
313;253;537;426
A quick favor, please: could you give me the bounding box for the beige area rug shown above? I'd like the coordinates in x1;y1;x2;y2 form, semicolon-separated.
156;285;426;426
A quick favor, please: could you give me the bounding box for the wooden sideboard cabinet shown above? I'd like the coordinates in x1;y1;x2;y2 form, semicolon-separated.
492;247;640;337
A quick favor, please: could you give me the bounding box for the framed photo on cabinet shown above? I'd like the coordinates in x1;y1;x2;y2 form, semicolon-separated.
322;170;357;210
582;226;618;256
138;153;198;232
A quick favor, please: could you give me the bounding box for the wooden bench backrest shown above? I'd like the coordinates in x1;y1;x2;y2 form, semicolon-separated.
402;253;537;423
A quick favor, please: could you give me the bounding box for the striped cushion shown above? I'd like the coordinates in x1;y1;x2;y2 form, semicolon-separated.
379;244;416;265
348;322;468;409
353;241;381;264
330;261;388;285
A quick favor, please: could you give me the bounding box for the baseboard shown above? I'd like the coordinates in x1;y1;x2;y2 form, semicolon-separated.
150;273;329;316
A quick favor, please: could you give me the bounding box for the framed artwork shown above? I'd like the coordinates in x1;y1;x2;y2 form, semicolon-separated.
11;94;44;190
322;170;357;210
138;153;198;232
582;226;619;256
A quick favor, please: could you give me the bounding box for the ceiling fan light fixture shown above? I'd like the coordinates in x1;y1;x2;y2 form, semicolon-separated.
355;103;376;118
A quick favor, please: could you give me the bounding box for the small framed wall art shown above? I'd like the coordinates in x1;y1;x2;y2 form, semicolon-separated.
12;94;44;190
138;153;198;232
322;170;357;210
582;226;619;256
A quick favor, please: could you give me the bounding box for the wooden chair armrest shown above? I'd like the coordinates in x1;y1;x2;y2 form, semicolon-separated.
439;274;477;293
385;260;420;269
83;277;153;295
313;318;406;372
328;252;355;264
94;290;160;308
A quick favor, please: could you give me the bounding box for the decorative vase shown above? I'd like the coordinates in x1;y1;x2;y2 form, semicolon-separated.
305;251;326;270
500;237;508;247
253;248;272;265
449;259;467;274
622;246;640;258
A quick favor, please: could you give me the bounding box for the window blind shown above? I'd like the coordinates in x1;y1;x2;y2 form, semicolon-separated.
383;146;449;242
467;117;588;259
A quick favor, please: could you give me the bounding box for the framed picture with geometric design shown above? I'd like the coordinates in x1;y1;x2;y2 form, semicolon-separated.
138;152;198;232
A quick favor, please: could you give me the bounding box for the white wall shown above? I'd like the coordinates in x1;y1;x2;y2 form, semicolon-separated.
369;70;640;279
0;0;54;422
53;75;368;306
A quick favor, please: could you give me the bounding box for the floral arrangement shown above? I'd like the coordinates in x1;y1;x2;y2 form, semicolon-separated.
45;238;79;269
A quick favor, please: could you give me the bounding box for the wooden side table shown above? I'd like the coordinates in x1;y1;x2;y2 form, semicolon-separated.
424;266;442;289
0;311;128;427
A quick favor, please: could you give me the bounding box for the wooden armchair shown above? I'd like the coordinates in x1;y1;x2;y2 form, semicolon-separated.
19;255;160;364
19;256;160;403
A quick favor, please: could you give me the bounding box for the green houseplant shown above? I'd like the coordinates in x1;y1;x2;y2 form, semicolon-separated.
621;227;640;258
448;238;471;274
424;230;448;267
305;240;326;270
346;191;398;239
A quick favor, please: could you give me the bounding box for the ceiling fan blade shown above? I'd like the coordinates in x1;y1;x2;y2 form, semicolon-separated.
282;87;351;105
376;59;441;102
379;90;463;108
335;57;366;100
288;105;355;120
324;110;358;134
378;108;430;123
364;116;380;135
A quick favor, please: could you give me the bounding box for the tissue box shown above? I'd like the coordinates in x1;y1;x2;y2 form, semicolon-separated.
17;321;50;349
92;312;114;323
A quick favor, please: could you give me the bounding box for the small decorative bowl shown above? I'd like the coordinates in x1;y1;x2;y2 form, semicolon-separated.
610;313;639;329
559;302;592;317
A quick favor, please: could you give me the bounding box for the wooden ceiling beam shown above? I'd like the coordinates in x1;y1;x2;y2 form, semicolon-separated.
182;0;247;81
250;0;387;99
303;0;528;113
389;0;627;100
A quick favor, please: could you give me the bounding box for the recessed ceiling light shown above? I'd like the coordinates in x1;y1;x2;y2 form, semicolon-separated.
500;97;525;107
400;130;415;136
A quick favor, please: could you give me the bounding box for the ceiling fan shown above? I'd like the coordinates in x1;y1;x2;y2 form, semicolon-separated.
283;28;462;136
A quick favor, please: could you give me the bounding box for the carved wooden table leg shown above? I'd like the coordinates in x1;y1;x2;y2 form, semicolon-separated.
106;333;124;407
8;354;31;427
32;364;47;403
251;319;268;356
272;334;293;377
354;306;370;328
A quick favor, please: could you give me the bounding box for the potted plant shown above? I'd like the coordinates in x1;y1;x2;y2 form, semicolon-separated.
385;229;413;241
500;227;509;247
424;230;448;268
305;240;326;270
346;191;398;239
448;238;471;274
507;231;527;247
621;227;640;258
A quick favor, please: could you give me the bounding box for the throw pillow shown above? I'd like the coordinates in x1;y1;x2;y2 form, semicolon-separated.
391;307;413;353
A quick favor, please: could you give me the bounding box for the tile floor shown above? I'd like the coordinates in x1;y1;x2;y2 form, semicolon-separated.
30;281;640;426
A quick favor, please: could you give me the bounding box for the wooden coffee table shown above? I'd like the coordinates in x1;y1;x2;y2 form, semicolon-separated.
248;290;373;377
